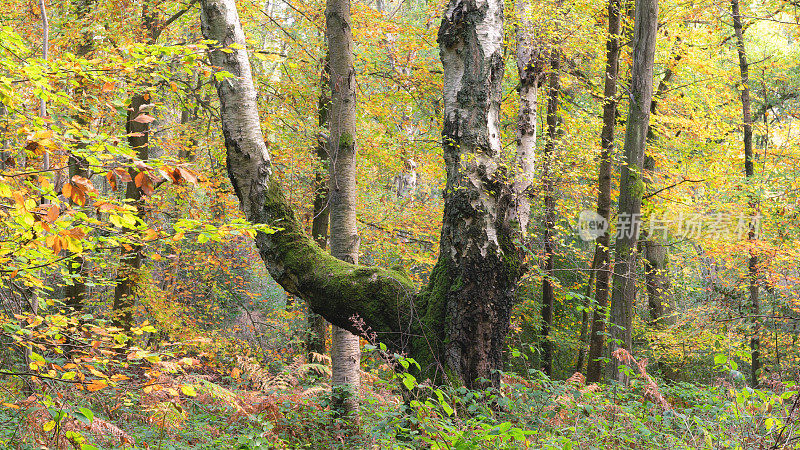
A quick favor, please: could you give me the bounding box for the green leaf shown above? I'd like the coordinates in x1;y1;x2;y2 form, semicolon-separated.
73;407;94;426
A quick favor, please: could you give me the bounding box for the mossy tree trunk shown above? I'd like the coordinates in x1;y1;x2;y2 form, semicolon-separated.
586;0;621;383
201;0;528;389
606;0;658;384
64;0;94;312
515;0;548;376
326;0;361;420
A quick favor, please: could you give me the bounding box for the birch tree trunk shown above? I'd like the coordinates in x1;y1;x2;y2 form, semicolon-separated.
606;0;658;384
326;0;361;420
731;0;760;387
586;0;621;383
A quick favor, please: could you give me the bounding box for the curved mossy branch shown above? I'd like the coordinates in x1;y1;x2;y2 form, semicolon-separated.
199;0;421;354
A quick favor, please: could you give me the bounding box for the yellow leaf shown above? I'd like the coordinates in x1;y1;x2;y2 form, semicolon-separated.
43;420;56;432
2;403;19;409
180;384;197;397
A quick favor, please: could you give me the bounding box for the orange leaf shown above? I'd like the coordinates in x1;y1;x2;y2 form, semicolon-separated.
106;171;117;191
86;379;108;392
45;204;59;223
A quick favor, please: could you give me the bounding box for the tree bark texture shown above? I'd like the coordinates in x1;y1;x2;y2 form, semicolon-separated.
201;0;527;388
586;0;621;383
606;0;658;384
326;0;361;419
641;40;682;328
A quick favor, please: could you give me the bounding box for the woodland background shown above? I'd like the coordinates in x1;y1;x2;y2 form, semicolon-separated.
1;0;800;447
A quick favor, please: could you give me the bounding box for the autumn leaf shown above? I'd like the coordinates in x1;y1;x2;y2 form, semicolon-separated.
133;113;156;124
86;379;108;392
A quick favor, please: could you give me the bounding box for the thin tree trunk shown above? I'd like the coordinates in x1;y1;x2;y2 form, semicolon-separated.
308;55;332;357
586;0;621;383
326;0;361;421
575;261;595;374
606;0;658;384
731;0;759;387
39;0;49;172
541;52;560;377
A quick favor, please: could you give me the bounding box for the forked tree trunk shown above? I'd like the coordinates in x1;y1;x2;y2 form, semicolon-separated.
326;0;361;419
606;0;658;384
201;0;526;388
731;0;760;388
586;0;621;383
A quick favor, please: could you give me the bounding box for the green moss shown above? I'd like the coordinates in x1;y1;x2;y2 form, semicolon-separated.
628;172;645;200
338;131;354;148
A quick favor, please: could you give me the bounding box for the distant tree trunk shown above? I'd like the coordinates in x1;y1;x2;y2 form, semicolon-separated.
64;0;94;312
575;267;595;374
326;0;361;421
308;55;331;357
201;0;526;389
731;0;759;388
541;52;560;377
112;93;149;329
586;0;621;383
606;0;658;384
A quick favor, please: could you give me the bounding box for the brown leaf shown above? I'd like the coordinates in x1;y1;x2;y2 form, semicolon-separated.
71;175;95;193
133;113;156;124
176;167;198;184
115;167;133;182
45;204;59;223
133;160;152;171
